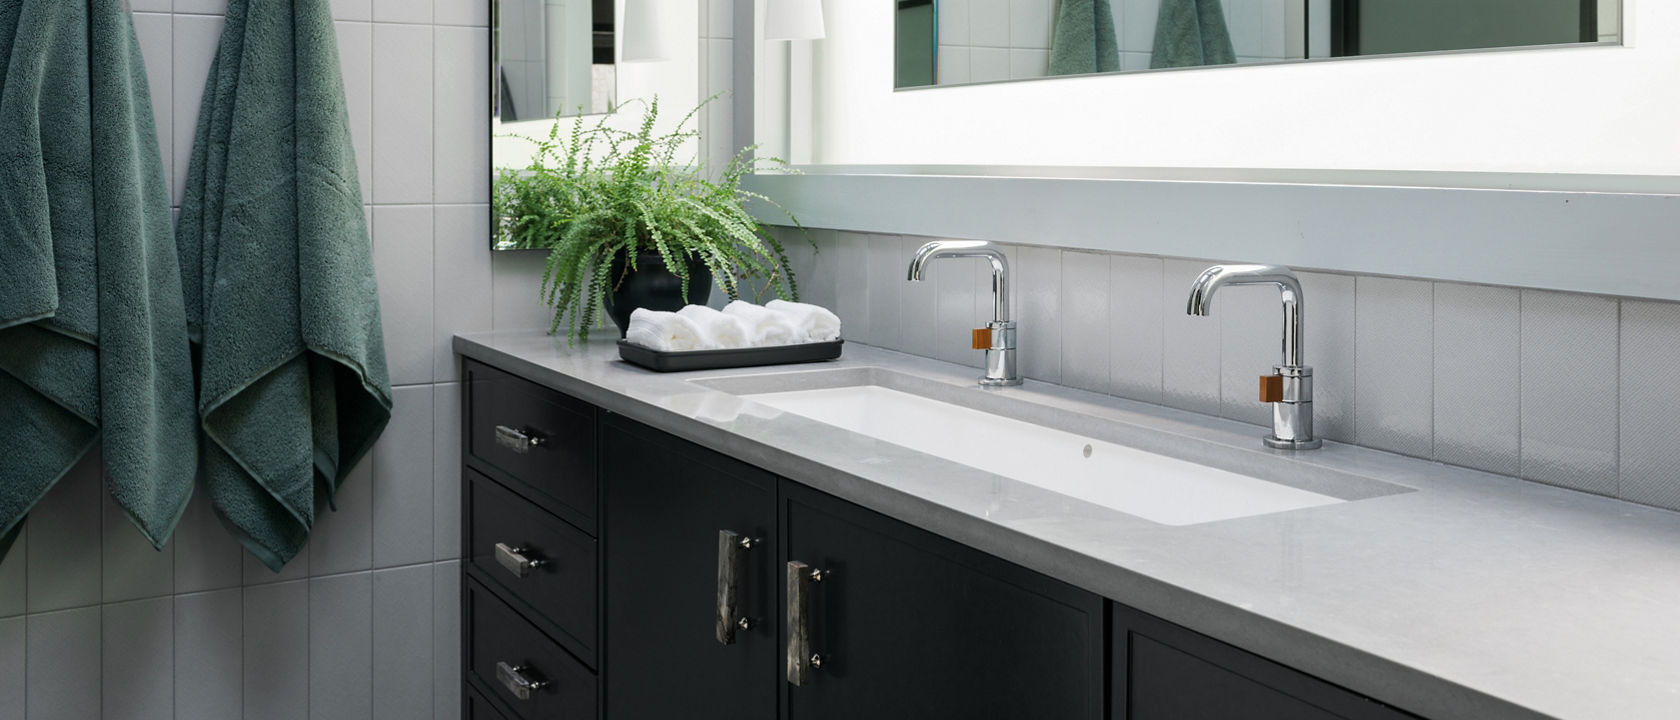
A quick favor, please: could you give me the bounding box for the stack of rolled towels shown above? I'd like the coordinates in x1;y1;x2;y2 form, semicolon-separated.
625;300;841;352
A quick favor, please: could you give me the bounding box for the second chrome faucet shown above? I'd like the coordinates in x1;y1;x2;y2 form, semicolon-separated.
1186;264;1321;450
907;240;1021;386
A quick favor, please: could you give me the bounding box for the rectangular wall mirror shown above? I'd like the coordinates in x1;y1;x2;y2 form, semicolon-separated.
494;0;617;121
895;0;1620;89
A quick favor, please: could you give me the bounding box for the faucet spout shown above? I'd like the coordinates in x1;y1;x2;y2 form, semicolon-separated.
908;240;1011;323
1186;264;1319;450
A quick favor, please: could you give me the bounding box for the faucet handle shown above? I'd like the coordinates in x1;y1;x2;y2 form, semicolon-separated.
971;328;992;350
1259;374;1284;403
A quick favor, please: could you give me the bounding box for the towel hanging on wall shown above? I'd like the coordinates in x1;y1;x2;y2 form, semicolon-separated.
0;0;199;558
1048;0;1120;76
1150;0;1237;69
176;0;392;571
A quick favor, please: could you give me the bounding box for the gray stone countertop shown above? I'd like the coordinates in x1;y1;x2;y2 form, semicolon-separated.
455;330;1680;720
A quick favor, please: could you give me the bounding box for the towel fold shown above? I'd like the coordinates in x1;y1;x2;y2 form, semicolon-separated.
1048;0;1120;76
723;301;802;347
766;300;842;343
626;308;708;351
677;305;752;349
1150;0;1236;69
176;0;392;572
0;0;198;558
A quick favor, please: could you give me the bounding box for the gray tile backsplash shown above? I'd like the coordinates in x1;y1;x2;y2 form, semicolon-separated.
792;228;1680;515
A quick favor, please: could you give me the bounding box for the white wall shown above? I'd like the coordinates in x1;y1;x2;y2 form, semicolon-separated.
771;0;1672;177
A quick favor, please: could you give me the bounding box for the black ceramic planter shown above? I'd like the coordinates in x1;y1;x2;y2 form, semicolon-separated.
603;250;713;337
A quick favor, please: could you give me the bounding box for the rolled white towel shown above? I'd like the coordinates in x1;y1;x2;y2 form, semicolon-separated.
766;300;842;342
625;308;708;352
722;301;801;347
676;305;752;349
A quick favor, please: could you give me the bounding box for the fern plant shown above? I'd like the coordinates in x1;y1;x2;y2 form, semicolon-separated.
494;95;803;344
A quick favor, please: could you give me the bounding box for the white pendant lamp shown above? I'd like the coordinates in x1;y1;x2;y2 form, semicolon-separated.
621;0;669;62
764;0;825;40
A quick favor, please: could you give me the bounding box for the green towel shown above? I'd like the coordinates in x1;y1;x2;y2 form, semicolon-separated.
1150;0;1236;69
177;0;392;572
0;0;198;558
1048;0;1120;76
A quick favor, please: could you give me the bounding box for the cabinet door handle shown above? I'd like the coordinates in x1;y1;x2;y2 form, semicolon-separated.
716;530;756;645
494;543;546;579
786;561;829;686
494;425;545;454
494;661;549;701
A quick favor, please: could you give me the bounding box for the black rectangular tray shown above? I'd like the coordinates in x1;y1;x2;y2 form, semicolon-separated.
617;339;844;372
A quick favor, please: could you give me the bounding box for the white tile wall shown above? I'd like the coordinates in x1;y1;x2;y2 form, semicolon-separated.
785;230;1680;517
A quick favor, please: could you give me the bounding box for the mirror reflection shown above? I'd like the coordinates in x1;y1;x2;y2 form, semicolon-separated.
494;0;617;120
895;0;1619;89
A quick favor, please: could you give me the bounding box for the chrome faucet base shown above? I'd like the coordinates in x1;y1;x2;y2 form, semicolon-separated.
1263;436;1322;451
978;374;1023;388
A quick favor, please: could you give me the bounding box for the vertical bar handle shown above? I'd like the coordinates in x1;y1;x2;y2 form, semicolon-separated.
786;561;828;686
716;530;755;645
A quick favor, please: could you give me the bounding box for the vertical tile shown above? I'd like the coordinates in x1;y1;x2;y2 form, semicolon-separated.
373;23;434;204
173;493;244;594
434;383;463;561
28;452;102;613
435;27;491;204
131;13;172;199
1122;0;1159;52
1432;283;1521;476
491;249;557;332
1016;246;1063;383
129;0;170;11
830;232;870;346
334;0;374;22
1060;251;1110;393
794;229;838;313
27;607;102;720
1109;255;1163;404
175;589;243;720
1161;259;1221;416
1009;0;1055;48
707;0;735;38
0;525;24;618
1520;290;1618;495
433;562;462;720
244;533;310;586
938;46;970;85
335;20;375;200
374;0;432;24
939;0;970;45
374;386;437;568
1008;48;1049;80
174;0;228;14
0;617;21;719
969;0;1010;46
373;205;437;385
244;580;311;720
863;234;904;350
374;565;435;720
310;573;374;720
1296;272;1356;443
899;236;939;360
102;597;174;720
1219;283;1284;427
171;13;224;208
1621;300;1680;511
1354;277;1434;457
435;0;491;27
934;244;980;367
309;459;375;576
969;47;1010;83
102;493;174;604
433;205;494;381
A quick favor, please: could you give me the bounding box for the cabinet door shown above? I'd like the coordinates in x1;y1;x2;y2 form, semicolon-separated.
602;415;779;720
782;481;1105;720
1113;604;1421;720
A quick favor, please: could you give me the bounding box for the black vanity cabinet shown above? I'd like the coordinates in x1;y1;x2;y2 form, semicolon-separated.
780;481;1106;720
601;415;781;720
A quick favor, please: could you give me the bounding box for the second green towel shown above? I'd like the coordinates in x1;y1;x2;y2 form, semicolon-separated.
177;0;392;571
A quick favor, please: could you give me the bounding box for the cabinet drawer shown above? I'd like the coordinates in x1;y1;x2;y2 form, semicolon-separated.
468;686;514;720
467;578;598;720
465;360;597;532
466;469;597;664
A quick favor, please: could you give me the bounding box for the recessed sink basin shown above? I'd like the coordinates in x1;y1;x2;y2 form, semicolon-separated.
696;369;1409;526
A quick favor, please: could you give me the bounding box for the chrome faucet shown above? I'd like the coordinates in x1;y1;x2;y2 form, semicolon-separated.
1186;264;1321;450
907;240;1021;387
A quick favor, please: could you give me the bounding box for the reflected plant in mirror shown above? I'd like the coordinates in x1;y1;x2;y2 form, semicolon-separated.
494;0;617;120
895;0;1619;88
493;97;807;343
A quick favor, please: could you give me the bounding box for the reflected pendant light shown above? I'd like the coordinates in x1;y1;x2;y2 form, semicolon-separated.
622;0;669;62
764;0;825;40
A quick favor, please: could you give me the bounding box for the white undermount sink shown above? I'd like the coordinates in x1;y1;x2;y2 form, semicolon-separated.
736;383;1351;526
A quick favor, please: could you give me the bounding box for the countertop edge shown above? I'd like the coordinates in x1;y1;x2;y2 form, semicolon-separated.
454;336;1556;720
